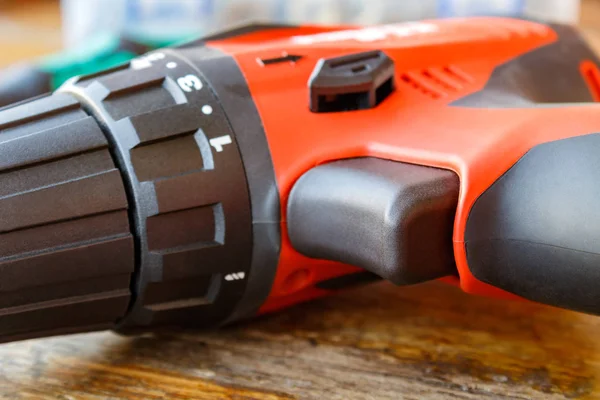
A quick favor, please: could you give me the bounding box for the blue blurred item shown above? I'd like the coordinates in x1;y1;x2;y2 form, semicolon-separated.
61;0;213;48
438;0;525;17
61;0;580;50
124;0;216;43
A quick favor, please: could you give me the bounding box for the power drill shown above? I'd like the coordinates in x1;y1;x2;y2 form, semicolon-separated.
1;18;600;343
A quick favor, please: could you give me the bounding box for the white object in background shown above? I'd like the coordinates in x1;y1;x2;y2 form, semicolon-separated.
282;0;437;25
437;0;525;17
61;0;126;48
374;0;438;24
214;0;281;29
61;0;217;48
124;0;216;43
61;0;581;49
283;0;346;25
437;0;580;24
524;0;580;24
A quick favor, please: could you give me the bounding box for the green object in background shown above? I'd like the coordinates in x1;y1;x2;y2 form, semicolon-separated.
39;32;188;89
40;33;141;89
0;32;183;108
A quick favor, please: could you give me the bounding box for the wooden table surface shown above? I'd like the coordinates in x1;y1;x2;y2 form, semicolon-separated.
3;1;600;399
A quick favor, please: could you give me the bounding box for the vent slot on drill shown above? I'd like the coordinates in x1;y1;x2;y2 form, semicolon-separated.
399;66;472;99
309;50;395;113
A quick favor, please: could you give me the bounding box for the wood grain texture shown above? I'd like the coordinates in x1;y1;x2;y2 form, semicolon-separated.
1;282;600;399
3;0;600;399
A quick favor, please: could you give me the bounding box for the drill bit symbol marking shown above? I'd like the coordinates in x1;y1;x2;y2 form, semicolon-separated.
131;52;165;70
225;272;246;281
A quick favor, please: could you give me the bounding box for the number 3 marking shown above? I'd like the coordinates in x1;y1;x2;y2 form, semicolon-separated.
177;75;203;92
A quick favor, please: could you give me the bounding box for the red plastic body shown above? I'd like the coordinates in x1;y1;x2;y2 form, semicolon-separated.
207;18;600;313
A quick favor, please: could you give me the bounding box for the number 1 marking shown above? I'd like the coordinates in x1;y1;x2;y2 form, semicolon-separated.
209;135;232;153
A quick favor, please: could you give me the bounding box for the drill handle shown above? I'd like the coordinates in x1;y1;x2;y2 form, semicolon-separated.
465;131;600;315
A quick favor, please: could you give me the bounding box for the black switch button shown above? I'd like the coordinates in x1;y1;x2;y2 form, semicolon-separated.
309;50;395;113
287;158;459;285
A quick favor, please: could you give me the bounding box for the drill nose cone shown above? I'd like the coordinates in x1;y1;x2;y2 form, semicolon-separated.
0;92;134;343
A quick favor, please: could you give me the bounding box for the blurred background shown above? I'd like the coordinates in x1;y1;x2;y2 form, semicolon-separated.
56;0;584;47
0;0;597;107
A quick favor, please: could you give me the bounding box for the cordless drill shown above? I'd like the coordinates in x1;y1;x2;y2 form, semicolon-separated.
2;18;600;343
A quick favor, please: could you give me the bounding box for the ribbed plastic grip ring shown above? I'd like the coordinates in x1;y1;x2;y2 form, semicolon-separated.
0;93;135;343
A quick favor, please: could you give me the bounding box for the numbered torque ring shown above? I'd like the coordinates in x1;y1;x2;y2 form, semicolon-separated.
61;50;254;331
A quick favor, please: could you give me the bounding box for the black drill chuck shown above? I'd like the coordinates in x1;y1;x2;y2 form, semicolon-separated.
0;47;279;342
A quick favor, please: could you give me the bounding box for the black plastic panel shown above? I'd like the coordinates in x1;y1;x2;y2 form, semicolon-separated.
454;24;600;107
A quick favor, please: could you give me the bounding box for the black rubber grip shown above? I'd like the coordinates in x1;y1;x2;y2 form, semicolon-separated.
466;133;600;315
0;93;134;343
